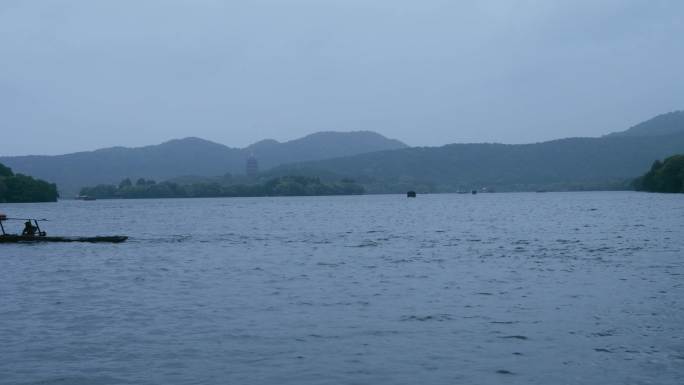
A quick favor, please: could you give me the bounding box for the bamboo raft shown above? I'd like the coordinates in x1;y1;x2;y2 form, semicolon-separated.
0;235;128;243
0;214;128;244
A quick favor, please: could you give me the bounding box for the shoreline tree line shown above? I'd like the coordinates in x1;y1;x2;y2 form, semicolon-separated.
79;176;364;199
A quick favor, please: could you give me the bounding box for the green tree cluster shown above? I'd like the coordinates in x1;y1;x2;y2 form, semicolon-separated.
0;162;59;202
80;176;364;199
633;155;684;193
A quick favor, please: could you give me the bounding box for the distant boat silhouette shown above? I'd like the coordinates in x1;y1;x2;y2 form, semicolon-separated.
407;191;416;198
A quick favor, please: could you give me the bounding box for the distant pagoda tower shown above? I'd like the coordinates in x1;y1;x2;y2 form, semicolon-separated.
246;153;259;178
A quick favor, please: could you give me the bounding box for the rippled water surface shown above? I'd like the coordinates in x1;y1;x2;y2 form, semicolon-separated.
1;192;683;384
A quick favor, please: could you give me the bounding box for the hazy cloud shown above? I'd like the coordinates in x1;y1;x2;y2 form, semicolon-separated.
1;0;683;154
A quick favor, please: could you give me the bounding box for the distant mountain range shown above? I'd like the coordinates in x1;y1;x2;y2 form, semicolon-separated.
0;131;407;197
270;111;684;192
2;111;683;196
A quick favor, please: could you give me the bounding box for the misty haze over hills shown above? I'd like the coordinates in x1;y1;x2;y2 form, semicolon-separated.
3;2;683;156
1;111;683;196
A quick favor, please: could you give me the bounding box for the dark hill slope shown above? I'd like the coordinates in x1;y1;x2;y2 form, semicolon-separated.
606;110;684;137
272;132;684;192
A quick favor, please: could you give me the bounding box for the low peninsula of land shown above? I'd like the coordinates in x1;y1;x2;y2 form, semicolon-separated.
79;176;364;199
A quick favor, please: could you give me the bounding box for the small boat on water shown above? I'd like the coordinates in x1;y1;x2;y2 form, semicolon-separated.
0;214;127;244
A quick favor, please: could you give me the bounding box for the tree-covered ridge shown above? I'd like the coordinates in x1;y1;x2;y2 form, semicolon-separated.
633;155;684;193
0;162;59;203
79;176;364;199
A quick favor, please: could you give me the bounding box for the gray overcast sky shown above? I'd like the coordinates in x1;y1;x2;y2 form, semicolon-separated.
1;0;683;155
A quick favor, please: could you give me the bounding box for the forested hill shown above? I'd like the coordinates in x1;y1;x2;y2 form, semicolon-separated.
0;131;406;197
0;162;58;203
633;155;684;193
270;114;684;192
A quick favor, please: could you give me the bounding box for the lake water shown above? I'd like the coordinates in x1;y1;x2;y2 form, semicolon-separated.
1;192;683;385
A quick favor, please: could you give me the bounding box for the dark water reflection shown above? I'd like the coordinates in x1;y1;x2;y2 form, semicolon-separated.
1;192;683;384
